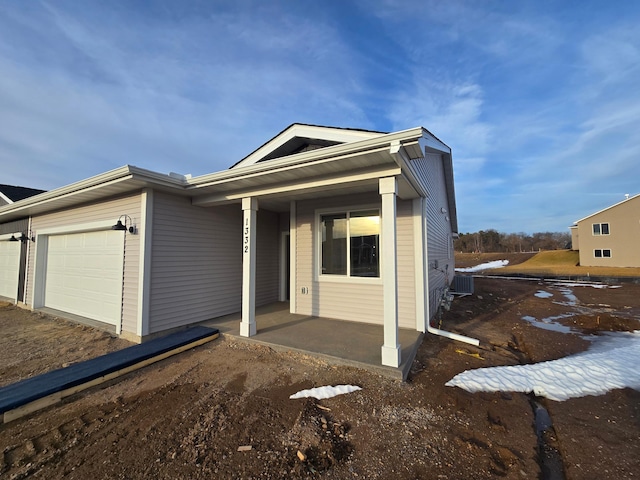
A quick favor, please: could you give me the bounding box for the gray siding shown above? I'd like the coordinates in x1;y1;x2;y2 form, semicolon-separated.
412;153;455;319
27;194;142;334
255;209;280;307
148;193;242;333
295;191;416;328
0;218;30;302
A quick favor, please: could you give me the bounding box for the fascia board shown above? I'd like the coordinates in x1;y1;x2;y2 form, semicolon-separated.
188;127;426;189
0;192;13;204
232;124;385;169
0;165;186;221
574;193;640;224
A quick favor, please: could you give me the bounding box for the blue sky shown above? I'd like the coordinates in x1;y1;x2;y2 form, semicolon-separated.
1;1;639;233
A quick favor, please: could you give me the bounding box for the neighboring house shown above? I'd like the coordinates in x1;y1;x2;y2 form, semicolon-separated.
570;193;640;268
0;184;46;304
0;184;46;207
0;124;458;368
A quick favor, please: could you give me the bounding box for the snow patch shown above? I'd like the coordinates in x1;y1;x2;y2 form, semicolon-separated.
289;385;362;400
535;290;553;298
455;260;509;273
445;331;640;401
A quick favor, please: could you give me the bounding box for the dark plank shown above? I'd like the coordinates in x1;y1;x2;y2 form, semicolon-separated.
0;326;218;414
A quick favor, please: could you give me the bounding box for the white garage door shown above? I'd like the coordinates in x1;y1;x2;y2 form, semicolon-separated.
0;240;20;300
45;230;124;325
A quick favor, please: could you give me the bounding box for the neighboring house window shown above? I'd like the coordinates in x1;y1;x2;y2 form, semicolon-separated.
592;223;610;235
594;249;611;258
320;209;380;278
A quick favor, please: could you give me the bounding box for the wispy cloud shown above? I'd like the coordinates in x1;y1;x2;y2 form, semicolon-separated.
1;1;639;234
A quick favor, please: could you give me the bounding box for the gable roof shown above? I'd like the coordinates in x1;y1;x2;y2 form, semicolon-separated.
0;184;46;204
574;193;640;224
231;123;387;169
0;124;458;232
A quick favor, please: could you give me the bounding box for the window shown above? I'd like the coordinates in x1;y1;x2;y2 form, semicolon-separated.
321;209;379;278
592;223;610;235
594;249;611;258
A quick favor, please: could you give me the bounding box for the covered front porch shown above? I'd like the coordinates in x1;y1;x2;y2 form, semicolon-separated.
202;302;423;380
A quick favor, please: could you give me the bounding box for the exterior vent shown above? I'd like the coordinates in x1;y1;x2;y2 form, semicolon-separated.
452;275;474;295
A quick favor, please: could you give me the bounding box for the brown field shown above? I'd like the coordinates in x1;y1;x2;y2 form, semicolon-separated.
1;273;639;479
456;250;640;278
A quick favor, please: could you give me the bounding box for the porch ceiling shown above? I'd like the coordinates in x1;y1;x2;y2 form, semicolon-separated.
190;146;419;211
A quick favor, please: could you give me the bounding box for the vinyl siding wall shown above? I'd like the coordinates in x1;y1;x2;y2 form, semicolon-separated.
294;191;416;328
148;193;242;333
411;154;455;319
26;194;142;334
576;195;640;267
0;218;29;302
255;209;280;307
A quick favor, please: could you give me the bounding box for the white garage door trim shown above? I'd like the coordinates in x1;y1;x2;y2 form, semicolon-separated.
0;232;21;302
33;221;126;331
43;230;124;326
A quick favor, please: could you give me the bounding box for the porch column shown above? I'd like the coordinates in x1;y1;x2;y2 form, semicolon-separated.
379;177;401;367
241;197;258;337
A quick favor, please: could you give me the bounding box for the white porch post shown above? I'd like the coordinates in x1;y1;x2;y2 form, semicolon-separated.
380;177;401;367
241;197;258;337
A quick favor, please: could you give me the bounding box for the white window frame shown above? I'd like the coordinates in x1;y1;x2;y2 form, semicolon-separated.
592;222;610;236
594;249;611;258
315;204;382;285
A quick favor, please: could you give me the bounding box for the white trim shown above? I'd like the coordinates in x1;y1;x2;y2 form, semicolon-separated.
137;188;153;337
191;166;400;207
380;177;400;368
314;203;382;285
240;197;258;337
32;228;125;329
37;219;116;236
289;201;297;313
0;192;13;204
233;124;386;169
0;231;21;241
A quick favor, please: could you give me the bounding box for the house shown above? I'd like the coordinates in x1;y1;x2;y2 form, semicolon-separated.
0;184;46;207
0;124;459;369
0;184;46;304
570;193;640;268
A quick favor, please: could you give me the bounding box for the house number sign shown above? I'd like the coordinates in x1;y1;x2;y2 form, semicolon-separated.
244;218;249;254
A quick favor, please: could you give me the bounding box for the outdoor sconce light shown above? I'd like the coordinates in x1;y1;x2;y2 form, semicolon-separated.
112;215;136;233
7;233;34;243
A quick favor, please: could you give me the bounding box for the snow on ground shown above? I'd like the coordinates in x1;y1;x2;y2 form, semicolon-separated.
535;290;554;298
455;260;509;272
446;331;640;401
290;385;362;400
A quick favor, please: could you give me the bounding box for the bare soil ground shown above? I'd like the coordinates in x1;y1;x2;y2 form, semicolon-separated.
1;276;639;480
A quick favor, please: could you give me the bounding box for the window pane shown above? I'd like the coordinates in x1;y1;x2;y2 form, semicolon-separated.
350;210;379;277
601;223;610;235
595;249;602;257
593;224;601;235
603;249;611;257
322;214;347;275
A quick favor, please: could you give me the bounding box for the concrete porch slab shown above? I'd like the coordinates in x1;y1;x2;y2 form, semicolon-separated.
202;302;423;380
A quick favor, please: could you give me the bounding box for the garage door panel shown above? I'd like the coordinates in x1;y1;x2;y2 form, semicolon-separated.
0;242;20;299
45;231;124;325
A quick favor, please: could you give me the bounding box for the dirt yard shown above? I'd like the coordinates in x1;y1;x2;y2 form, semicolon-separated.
1;276;639;479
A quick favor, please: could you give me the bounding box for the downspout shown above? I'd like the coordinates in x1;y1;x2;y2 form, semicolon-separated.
422;198;479;347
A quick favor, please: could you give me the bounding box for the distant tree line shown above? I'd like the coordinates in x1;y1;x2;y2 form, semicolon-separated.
454;230;572;253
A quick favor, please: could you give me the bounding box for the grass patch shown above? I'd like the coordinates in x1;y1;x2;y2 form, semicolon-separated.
497;250;640;278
